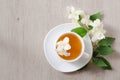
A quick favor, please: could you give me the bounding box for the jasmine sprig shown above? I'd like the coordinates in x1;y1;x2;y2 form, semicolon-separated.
69;7;116;70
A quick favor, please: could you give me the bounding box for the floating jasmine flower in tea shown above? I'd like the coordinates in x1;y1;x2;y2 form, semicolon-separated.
56;37;71;56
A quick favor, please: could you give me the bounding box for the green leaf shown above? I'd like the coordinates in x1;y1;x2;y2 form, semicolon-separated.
93;57;112;70
88;25;93;30
90;12;101;21
71;27;87;37
98;37;115;47
95;46;113;55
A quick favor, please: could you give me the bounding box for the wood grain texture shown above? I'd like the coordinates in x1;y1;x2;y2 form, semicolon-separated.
0;0;120;80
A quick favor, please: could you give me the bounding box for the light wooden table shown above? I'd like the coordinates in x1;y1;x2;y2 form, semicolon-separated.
0;0;120;80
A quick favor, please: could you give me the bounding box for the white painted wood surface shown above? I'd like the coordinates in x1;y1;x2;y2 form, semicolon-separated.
0;0;120;80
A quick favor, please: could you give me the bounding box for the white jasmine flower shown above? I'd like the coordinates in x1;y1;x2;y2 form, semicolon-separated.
89;19;101;28
88;19;106;43
89;19;106;35
56;37;71;56
81;15;91;26
67;6;85;22
91;31;105;43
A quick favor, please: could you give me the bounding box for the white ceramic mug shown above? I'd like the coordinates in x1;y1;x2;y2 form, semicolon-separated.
56;32;89;62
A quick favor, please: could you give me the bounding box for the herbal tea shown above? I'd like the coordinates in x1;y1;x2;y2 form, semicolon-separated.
56;33;82;60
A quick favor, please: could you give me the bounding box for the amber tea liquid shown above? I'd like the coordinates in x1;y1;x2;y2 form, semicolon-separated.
57;33;82;60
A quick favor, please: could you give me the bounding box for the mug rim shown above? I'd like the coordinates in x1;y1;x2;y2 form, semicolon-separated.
56;32;85;62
